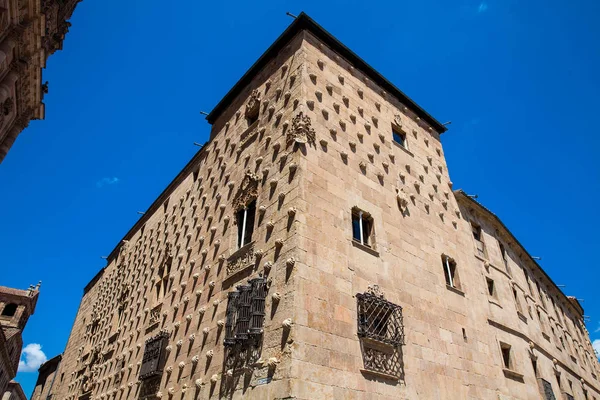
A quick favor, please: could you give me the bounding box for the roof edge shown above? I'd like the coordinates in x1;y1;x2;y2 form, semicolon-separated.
206;12;447;134
454;190;584;317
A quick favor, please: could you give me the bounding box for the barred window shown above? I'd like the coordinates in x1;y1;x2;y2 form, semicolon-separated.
357;291;404;346
223;275;266;346
139;331;169;381
356;285;404;379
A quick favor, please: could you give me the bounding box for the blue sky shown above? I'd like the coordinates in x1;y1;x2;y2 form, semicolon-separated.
2;0;599;395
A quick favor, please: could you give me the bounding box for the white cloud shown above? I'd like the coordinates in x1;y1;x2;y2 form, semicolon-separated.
96;177;120;188
595;322;600;333
478;2;488;13
18;343;47;373
593;340;600;359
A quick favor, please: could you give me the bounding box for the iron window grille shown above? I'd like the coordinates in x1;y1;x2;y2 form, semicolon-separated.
224;292;239;346
139;330;169;381
235;284;252;342
224;275;267;347
357;288;405;347
248;277;267;335
356;285;405;379
540;379;556;400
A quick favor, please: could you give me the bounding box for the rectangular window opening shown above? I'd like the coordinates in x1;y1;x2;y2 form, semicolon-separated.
500;343;512;370
352;208;373;247
487;277;496;298
237;200;256;249
471;223;486;257
442;255;460;290
392;127;407;148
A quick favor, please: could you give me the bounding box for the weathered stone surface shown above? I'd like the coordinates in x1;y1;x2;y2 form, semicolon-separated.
44;13;600;400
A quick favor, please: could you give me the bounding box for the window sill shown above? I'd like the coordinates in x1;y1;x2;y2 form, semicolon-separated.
488;298;502;308
360;368;400;381
360;337;396;352
502;368;524;382
446;285;465;297
474;253;487;262
392;140;414;157
516;311;528;323
352;240;379;257
570;355;577;364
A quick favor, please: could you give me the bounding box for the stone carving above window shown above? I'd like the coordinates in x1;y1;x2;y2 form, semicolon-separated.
245;89;261;120
226;243;256;277
393;114;402;127
148;303;162;328
232;171;260;211
286;111;316;147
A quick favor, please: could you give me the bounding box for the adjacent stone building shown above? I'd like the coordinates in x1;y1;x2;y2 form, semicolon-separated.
30;354;61;400
44;13;600;400
3;381;26;400
0;284;40;396
0;0;81;163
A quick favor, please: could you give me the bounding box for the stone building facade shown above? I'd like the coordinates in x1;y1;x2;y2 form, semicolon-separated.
30;354;61;400
0;0;81;163
3;381;26;400
0;284;39;396
45;13;600;400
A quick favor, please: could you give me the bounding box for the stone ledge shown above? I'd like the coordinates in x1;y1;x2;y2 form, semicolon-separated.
446;285;465;297
502;368;524;382
351;240;380;257
392;140;414;158
360;368;400;382
488;298;503;308
516;311;528;323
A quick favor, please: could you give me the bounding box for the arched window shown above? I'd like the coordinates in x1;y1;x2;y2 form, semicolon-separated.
1;303;17;317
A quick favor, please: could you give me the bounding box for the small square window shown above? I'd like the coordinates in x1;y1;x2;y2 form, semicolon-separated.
392;128;406;148
352;208;373;247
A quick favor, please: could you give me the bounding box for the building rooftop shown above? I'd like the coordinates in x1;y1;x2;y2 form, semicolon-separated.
206;12;447;134
454;190;584;317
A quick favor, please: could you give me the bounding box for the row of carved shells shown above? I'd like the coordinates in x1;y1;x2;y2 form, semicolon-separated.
300;37;460;228
62;49;304;399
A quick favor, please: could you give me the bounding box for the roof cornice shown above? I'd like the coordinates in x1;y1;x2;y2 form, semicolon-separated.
205;12;446;134
454;190;584;317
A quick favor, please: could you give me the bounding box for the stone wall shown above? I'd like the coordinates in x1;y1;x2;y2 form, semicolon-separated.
50;32;307;400
47;17;600;400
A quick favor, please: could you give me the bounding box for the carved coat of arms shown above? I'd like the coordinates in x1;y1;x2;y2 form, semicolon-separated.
286;111;316;147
